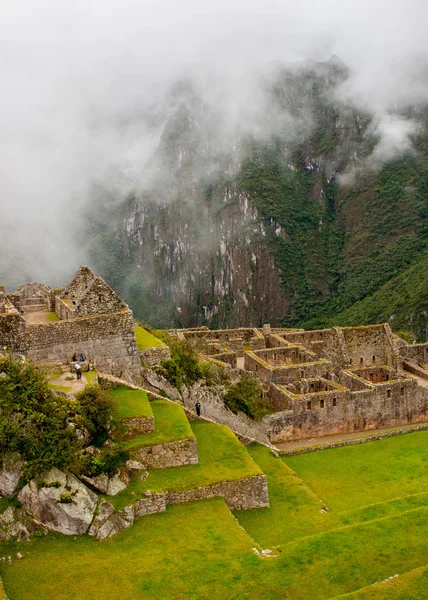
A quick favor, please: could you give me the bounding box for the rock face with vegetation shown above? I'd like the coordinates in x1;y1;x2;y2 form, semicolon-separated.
85;57;428;341
18;468;98;536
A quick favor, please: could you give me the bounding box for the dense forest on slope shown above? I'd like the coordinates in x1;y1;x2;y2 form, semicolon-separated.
84;58;428;340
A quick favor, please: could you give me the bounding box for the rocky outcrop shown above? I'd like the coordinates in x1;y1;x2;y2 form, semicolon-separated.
140;367;182;401
0;453;25;498
80;472;127;496
18;468;97;535
88;501;134;540
0;505;46;542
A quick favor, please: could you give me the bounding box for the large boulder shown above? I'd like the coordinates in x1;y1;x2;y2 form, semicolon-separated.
0;453;25;498
18;468;97;535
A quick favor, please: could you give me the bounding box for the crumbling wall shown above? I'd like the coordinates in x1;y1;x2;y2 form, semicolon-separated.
341;324;398;369
61;266;97;305
400;342;428;365
75;278;126;317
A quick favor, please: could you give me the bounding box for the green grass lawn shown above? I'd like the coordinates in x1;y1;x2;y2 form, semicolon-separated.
110;420;263;509
2;430;428;599
116;399;192;450
2;499;428;599
134;326;166;350
284;431;428;511
110;386;153;420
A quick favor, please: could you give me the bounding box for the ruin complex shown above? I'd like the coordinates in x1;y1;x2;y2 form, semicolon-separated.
174;324;428;443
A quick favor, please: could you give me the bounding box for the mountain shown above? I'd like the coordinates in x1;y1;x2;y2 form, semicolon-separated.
84;58;428;340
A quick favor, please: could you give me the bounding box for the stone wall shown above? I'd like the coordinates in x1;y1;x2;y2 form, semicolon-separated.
264;374;427;443
341;324;397;369
165;474;269;510
121;416;155;437
23;311;141;381
0;312;27;351
130;437;198;468
139;346;171;366
55;296;75;321
400;342;428;364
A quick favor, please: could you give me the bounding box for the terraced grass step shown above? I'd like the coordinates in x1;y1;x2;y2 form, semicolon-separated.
111;399;197;469
108;420;264;511
330;564;428;599
110;386;154;435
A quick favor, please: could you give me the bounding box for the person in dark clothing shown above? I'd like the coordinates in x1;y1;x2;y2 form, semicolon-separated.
195;401;201;417
72;353;77;362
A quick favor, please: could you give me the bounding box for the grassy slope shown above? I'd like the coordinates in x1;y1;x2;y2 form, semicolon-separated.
110;386;153;420
2;432;428;598
110;420;262;509
284;431;428;511
134;325;166;350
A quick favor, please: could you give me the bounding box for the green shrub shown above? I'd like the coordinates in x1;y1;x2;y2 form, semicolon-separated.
86;450;130;477
223;373;271;420
76;386;116;446
0;356;79;480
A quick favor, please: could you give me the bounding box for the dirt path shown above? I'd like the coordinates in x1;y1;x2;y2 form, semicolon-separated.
275;421;428;451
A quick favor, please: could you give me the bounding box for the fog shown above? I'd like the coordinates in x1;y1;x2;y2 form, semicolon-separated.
1;0;428;286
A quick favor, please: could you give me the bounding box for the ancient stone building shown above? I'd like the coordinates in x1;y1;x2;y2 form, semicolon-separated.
0;266;141;381
176;323;428;443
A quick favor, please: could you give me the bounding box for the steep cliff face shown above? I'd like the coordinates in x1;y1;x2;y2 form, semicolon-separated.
86;59;428;339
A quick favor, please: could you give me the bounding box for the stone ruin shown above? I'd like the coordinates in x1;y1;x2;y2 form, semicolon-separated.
175;323;428;444
0;266;141;382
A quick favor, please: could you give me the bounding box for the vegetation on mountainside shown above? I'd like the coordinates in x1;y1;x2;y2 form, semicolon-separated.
4;431;428;600
83;61;428;340
159;340;202;390
0;357;118;479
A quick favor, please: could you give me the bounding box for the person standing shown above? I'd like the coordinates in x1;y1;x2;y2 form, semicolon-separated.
195;401;201;417
75;362;82;380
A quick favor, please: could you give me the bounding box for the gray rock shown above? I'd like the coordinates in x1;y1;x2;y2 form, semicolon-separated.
88;499;114;538
93;505;134;540
0;453;25;498
18;467;97;535
80;472;127;496
125;460;145;470
141;367;182;401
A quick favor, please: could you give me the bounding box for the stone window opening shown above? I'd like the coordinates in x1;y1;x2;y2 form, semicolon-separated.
372;355;375;362
333;397;337;407
360;357;364;365
301;370;304;378
320;399;325;408
306;401;311;410
349;358;352;365
400;387;404;396
387;389;391;399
